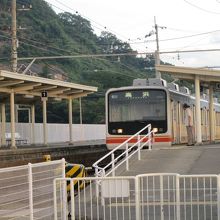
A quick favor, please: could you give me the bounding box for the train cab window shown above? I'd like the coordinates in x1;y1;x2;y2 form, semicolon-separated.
108;89;167;134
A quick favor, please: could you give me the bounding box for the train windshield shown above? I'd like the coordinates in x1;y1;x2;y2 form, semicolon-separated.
108;89;167;134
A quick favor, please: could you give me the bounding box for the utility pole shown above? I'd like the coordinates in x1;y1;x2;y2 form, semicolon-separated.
11;0;17;72
154;16;161;78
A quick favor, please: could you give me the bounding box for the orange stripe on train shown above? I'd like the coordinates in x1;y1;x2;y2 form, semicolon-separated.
106;136;172;144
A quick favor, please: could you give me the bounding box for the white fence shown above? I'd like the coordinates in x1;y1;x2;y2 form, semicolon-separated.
0;159;65;220
93;124;153;178
2;123;105;144
54;174;220;220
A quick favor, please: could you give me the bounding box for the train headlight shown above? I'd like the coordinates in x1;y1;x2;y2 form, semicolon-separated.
117;128;123;134
152;127;158;133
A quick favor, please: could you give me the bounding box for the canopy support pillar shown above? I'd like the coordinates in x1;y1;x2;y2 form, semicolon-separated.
1;103;6;146
42;99;48;145
10;91;16;149
195;75;202;144
68;98;73;143
31;104;35;145
209;84;215;142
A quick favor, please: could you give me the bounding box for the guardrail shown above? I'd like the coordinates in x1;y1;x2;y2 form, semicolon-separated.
54;173;220;220
0;159;65;220
93;124;154;178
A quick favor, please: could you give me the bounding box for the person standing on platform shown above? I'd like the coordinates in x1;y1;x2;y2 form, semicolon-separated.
183;103;194;146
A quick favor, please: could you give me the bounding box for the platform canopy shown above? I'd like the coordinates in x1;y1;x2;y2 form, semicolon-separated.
0;69;97;149
156;64;220;83
0;70;97;102
156;64;220;145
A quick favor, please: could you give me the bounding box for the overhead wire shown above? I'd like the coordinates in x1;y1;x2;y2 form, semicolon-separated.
155;29;220;42
183;0;220;14
93;57;147;78
45;2;106;34
3;1;220;66
0;32;63;55
0;30;79;55
51;0;129;41
4;2;220;55
5;2;135;51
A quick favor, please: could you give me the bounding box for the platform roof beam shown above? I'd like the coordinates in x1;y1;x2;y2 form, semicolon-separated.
156;64;220;145
0;70;97;149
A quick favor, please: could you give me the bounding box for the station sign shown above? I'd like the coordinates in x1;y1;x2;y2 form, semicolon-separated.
215;83;220;91
41;91;48;101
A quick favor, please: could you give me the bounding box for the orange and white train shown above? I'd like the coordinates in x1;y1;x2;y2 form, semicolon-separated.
106;78;220;150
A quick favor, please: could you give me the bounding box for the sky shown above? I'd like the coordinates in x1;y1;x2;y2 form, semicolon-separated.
46;0;220;68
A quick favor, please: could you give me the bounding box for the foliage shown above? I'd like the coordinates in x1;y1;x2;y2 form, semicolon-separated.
0;0;166;124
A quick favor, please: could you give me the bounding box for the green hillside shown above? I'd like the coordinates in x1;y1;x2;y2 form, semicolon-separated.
0;0;166;123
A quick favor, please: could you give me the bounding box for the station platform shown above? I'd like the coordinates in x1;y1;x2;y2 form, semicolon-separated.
118;143;220;176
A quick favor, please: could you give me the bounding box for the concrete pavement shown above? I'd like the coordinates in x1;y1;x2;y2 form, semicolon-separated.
119;143;220;176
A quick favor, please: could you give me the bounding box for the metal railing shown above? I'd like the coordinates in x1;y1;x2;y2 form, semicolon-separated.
54;173;220;220
93;124;153;177
0;159;65;220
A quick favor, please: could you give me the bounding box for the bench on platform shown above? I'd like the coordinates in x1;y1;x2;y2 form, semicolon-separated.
5;133;27;146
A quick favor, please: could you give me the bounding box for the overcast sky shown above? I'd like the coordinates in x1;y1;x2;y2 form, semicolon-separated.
46;0;220;68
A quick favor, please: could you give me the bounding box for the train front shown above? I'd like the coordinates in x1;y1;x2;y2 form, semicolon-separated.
106;86;172;149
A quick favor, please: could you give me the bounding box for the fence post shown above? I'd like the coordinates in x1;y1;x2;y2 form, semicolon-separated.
148;125;152;150
62;158;66;178
138;134;141;160
61;159;67;220
95;168;99;198
176;174;180;220
70;179;76;220
135;176;140;220
53;179;58;220
126;143;129;171
111;153;115;176
217;175;220;220
160;175;164;220
28;163;34;220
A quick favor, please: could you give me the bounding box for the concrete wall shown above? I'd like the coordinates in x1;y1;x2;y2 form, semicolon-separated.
0;144;109;168
3;123;106;144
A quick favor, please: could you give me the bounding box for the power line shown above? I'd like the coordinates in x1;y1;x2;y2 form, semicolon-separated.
0;33;63;56
160;48;220;54
183;0;220;14
17;48;220;62
50;0;129;41
116;30;220;45
17;52;140;61
156;30;220;42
